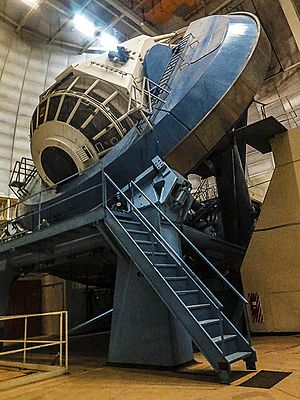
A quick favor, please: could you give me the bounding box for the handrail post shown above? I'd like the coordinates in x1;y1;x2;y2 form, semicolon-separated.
65;311;69;372
101;163;107;211
218;307;225;354
37;189;42;230
243;302;252;346
129;182;134;212
59;313;63;367
23;316;27;364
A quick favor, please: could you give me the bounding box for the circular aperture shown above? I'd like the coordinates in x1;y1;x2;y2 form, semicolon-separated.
41;146;78;184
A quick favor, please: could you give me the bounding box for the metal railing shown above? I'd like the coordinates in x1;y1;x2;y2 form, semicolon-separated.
0;311;68;370
9;157;37;198
102;172;252;351
130;181;248;306
0;162;252;348
104;173;222;308
253;90;300;129
192;177;218;202
103;173;228;352
0;165;102;241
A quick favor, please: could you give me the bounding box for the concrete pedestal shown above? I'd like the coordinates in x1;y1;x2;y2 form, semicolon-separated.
108;208;193;368
108;257;193;368
242;127;300;332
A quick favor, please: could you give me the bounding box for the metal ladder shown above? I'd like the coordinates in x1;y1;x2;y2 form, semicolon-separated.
158;34;191;91
101;173;256;383
150;34;191;113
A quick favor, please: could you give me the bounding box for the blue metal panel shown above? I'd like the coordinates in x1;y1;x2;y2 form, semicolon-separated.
144;43;173;84
19;13;271;229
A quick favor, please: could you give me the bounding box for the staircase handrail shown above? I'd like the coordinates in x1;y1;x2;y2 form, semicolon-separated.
130;180;248;305
103;172;223;309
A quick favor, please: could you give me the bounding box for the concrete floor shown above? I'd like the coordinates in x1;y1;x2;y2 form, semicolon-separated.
0;334;299;399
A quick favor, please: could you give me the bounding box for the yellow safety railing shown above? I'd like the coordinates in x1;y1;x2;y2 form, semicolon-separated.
0;311;68;371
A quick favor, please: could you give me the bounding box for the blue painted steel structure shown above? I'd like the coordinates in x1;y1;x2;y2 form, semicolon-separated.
18;13;270;229
0;158;256;382
0;12;272;383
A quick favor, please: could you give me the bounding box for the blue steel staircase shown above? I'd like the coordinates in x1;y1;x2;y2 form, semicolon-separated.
101;174;256;383
0;161;256;384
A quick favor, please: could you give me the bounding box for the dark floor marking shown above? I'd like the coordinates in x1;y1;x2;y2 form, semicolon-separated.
239;370;292;389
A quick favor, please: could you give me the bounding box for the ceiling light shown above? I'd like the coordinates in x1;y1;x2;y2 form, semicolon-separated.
73;14;96;37
22;0;39;6
97;32;119;51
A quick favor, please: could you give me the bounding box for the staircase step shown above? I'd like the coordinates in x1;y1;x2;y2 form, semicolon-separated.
126;229;149;235
226;351;253;364
154;263;183;276
176;289;203;304
188;303;213;321
118;219;141;226
135;239;158;246
144;251;167;257
154;263;177;268
165;276;190;290
199;318;225;337
212;334;237;344
200;319;219;326
165;276;188;281
106;198;255;382
144;251;169;263
176;289;199;295
187;304;210;310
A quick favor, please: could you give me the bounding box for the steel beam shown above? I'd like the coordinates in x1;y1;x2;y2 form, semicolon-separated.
45;0;69;17
102;0;158;36
279;0;300;52
48;0;92;44
48;0;142;45
0;207;104;255
80;0;158;53
92;0;144;35
0;12;18;27
16;0;44;33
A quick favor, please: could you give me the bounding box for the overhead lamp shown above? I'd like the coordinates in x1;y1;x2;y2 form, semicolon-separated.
73;14;96;37
22;0;39;6
97;32;119;51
